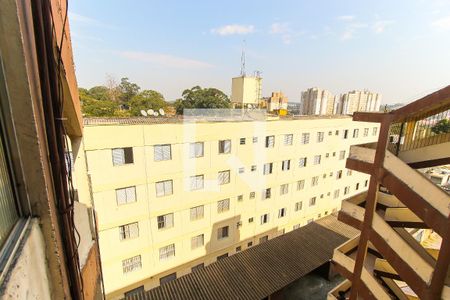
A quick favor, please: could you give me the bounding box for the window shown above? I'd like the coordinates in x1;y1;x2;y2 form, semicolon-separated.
218;170;230;185
313;155;321;165
334;189;340;199
364;128;369;137
335;130;339;135
284;134;293;145
260;213;270;224
309;197;316;206
190;175;204;190
160;273;177;285
251;165;257;172
124;286;144;298
119;222;139;240
259;235;269;243
347;169;352;176
278;208;286;218
263;188;271;200
344;186;350;195
122;255;142;274
240;137;246;145
116;186;136;205
112;147;134;165
281;159;291;171
325;153;329;158
328;131;333;136
218;139;231;154
265;135;275;148
365;180;368;187
248;217;254;223
317;132;324;143
236;246;242;252
159;244;176;260
191;234;204;249
190;206;204;221
323;173;327;179
299;157;307;167
217;199;230;213
238;167;244;174
154;144;171;161
280;184;289;195
301;133;310;144
339;150;346;160
311;176;319;187
297;180;305;190
293;224;301;230
263;163;273;175
343;129;349;139
192;264;204;272
320;194;324;199
355;182;360;190
252;137;258;143
330;171;333;177
249;192;256;199
295;202;303;211
156;180;173;197
157;213;174;229
353;129;359;138
336;170;342;179
217;253;228;260
372;127;378;136
217;226;229;239
237;195;243;201
189;142;204;158
248;241;253;247
318;213;322;218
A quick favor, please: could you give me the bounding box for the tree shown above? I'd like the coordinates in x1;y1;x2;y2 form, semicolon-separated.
88;86;109;100
80;93;117;117
174;86;230;114
118;77;140;104
431;118;450;134
128;90;167;116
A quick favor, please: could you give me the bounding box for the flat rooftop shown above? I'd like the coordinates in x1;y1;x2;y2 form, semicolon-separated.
84;114;352;126
127;214;358;300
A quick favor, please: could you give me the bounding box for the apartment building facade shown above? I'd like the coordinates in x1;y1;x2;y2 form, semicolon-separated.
75;116;379;299
300;87;337;115
339;90;381;114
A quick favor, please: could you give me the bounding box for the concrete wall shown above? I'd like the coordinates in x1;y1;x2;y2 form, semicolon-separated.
77;117;380;299
1;220;51;299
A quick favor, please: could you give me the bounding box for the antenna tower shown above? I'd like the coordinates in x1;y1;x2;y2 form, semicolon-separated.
240;40;246;76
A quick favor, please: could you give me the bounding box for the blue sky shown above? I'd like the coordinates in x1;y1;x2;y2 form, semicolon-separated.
69;0;450;104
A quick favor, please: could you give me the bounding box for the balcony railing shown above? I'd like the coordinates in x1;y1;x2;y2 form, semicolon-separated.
387;108;450;155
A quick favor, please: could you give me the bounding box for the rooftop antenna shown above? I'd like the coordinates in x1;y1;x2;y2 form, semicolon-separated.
240;39;246;76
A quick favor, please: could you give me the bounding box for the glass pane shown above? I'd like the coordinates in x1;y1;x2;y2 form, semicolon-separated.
0;135;18;249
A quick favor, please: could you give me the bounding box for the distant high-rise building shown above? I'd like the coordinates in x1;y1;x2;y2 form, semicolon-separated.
300;88;337;115
267;91;288;112
231;74;262;108
338;90;381;115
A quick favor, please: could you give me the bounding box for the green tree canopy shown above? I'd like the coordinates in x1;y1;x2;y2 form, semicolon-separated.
88;86;110;100
431;118;450;134
174;86;230;114
128;90;167;116
118;77;140;103
80;93;117;117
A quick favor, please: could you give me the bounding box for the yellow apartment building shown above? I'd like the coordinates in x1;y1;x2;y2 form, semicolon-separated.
74;115;379;299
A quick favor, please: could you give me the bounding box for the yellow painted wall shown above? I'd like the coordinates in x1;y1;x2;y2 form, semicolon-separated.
76;117;379;299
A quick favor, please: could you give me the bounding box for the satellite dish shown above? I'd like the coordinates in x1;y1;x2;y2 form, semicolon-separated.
159;108;165;116
154;112;159;117
140;110;148;117
147;109;154;115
